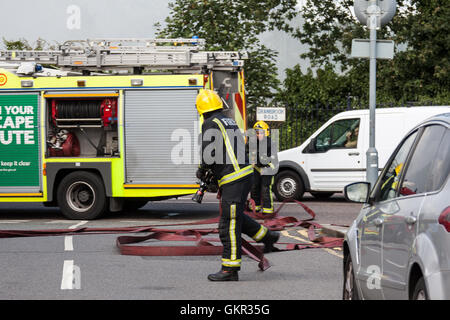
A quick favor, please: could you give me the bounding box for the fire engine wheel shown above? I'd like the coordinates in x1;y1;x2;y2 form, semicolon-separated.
57;171;107;220
273;170;305;201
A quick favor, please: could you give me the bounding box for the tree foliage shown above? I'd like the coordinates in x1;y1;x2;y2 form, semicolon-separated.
155;0;297;110
2;38;33;50
286;0;450;105
385;0;450;102
278;65;354;106
2;38;56;51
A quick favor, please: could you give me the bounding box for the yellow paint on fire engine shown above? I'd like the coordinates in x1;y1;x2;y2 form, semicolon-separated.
0;69;203;90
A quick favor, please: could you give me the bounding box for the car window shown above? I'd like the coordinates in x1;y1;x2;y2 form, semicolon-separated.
399;125;447;196
427;129;450;192
315;118;360;151
378;131;418;202
315;124;332;151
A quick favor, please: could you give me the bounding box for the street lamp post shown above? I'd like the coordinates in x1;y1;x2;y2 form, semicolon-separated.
366;1;380;186
353;0;397;187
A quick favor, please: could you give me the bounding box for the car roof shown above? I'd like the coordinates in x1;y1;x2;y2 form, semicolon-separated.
416;112;450;128
334;106;450;118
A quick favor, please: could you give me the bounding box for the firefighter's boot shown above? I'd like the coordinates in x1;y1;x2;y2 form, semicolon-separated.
262;230;280;253
207;270;239;281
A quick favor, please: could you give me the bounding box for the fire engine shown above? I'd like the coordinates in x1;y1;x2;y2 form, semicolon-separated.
0;38;248;219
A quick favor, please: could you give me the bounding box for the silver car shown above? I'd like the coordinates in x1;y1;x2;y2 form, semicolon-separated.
343;113;450;300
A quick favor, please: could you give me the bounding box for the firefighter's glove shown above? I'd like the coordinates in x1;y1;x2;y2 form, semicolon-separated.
206;177;219;193
196;168;207;181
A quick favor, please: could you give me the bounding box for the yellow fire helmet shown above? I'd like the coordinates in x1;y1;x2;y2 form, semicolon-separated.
253;120;270;136
195;89;223;115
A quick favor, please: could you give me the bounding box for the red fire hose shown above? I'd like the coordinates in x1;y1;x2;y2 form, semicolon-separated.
0;200;344;271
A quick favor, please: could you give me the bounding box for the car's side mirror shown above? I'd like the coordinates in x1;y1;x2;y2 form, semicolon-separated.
344;182;371;203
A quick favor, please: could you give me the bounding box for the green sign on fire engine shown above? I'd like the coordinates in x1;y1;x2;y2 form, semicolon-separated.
0;94;39;187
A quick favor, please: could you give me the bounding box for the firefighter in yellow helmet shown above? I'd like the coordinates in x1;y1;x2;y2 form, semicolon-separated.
380;162;404;200
250;120;278;215
195;89;279;281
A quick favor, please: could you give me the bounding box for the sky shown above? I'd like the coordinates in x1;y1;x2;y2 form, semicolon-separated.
0;0;309;80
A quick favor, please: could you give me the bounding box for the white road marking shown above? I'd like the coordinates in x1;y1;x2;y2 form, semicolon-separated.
69;221;88;230
0;220;31;224
61;260;74;289
46;220;77;224
64;221;87;251
60;260;75;289
60;260;81;290
64;236;74;251
60;222;87;290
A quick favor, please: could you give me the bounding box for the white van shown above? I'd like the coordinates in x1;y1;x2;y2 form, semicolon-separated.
274;106;450;201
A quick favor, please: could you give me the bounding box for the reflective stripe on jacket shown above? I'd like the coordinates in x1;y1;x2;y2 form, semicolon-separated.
201;111;253;186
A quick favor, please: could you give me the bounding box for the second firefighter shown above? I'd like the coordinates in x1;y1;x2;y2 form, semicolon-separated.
249;121;278;215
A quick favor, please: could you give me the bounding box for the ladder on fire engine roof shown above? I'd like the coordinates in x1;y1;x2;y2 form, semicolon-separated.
0;38;248;76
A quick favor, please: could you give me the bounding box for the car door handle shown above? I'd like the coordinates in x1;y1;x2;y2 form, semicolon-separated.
348;152;360;156
373;218;384;226
405;216;417;225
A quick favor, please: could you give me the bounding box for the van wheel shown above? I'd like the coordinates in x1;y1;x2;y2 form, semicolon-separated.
57;171;107;220
343;254;359;300
274;170;304;201
412;277;428;300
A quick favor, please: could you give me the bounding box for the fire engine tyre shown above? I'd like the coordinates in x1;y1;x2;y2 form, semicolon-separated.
274;170;305;201
343;254;360;300
57;171;107;220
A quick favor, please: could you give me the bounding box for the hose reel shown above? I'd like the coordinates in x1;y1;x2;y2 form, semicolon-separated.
51;98;117;128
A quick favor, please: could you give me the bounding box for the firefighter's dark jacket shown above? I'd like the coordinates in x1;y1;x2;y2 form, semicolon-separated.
200;110;253;187
250;134;278;176
254;135;273;167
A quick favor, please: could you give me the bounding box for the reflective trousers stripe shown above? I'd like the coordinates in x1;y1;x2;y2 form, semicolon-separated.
252;225;268;242
222;258;241;267
229;204;237;261
222;204;240;268
262;176;275;214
